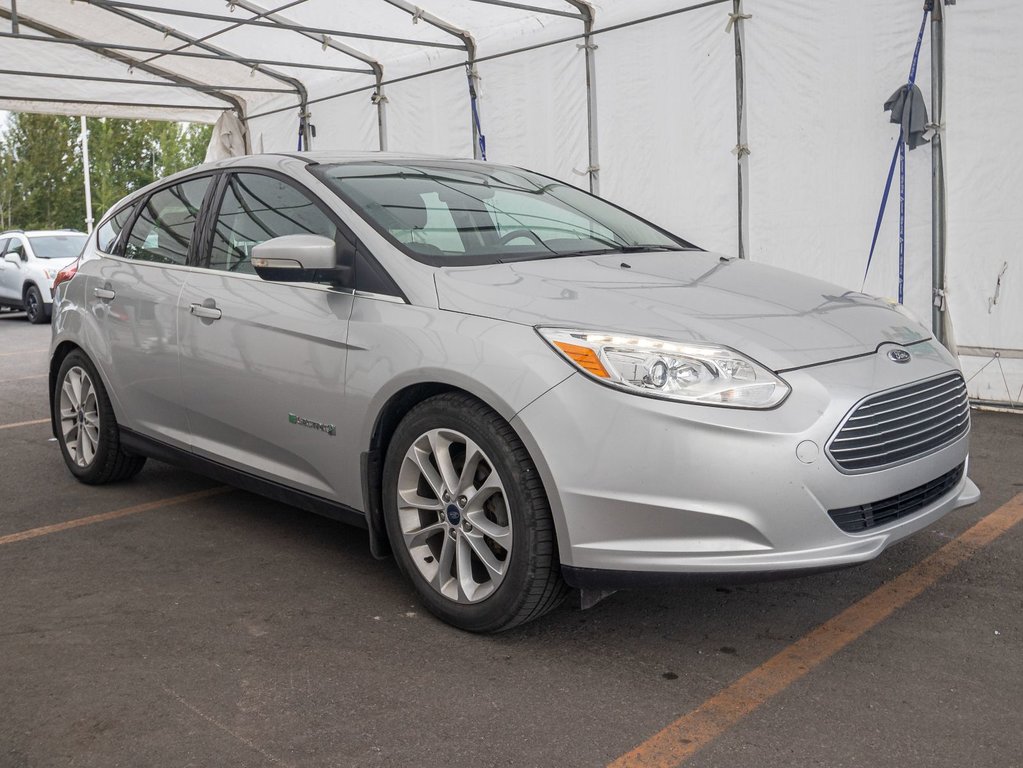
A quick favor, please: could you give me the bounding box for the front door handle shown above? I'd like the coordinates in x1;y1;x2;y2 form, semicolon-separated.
93;287;115;300
189;302;222;321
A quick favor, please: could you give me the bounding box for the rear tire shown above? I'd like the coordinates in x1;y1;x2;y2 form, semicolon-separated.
54;350;146;484
25;285;46;324
382;392;567;632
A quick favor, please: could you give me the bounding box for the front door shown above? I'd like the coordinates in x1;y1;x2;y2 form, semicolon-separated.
178;171;356;502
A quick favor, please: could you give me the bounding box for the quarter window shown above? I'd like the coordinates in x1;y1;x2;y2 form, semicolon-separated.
96;205;136;254
124;177;211;265
208;173;336;274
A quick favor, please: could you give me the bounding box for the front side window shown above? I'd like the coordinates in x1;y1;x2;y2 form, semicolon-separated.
28;234;88;260
96;206;135;254
125;177;211;265
6;239;25;260
207;173;336;274
316;161;690;266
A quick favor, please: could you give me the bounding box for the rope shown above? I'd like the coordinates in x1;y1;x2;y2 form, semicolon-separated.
862;8;929;300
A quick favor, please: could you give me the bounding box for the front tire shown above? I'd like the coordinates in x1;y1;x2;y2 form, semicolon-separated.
383;393;567;632
25;285;47;324
54;350;146;484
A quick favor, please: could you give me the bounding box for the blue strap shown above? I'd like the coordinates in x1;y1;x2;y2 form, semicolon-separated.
467;66;487;161
863;9;929;297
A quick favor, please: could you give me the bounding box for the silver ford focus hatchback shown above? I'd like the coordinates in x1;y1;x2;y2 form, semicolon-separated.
50;153;979;632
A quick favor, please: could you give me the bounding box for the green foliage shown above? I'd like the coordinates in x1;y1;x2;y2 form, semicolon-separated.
0;114;213;231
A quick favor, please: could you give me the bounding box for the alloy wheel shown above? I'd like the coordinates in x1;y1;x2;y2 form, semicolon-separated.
59;366;101;467
396;428;513;603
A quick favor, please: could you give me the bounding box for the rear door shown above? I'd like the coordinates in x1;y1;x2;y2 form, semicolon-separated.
89;175;213;447
178;170;358;502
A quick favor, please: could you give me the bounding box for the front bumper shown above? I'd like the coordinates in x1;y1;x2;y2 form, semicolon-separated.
512;340;979;585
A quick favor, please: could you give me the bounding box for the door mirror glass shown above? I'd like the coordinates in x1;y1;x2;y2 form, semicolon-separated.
251;234;352;284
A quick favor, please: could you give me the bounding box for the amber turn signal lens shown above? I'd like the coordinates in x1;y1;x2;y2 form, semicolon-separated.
553;341;610;378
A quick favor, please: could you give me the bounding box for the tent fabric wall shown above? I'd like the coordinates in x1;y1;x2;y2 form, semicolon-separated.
0;0;1019;406
945;0;1023;405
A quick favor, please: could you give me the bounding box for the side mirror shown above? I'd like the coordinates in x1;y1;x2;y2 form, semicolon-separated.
251;234;353;285
3;253;21;266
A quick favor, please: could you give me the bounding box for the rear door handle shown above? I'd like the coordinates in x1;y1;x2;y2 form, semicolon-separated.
189;303;222;320
93;287;115;300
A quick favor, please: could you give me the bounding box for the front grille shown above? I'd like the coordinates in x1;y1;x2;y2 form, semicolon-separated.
828;463;965;533
827;372;970;472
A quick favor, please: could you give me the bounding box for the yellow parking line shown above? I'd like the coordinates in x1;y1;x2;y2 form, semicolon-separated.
609;493;1023;768
0;418;50;430
0;487;232;546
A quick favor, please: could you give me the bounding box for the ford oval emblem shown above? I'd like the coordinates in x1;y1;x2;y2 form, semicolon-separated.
887;349;912;364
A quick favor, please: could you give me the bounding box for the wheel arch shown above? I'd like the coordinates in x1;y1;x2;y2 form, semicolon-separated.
361;379;556;563
49;341;83;438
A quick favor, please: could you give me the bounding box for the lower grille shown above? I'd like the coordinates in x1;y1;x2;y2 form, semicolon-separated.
828;463;965;533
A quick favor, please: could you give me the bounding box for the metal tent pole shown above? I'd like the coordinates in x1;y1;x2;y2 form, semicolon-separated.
930;1;948;347
566;2;599;194
80;116;94;234
730;0;750;259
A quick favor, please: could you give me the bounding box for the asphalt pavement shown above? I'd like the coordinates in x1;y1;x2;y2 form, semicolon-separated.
1;315;1020;768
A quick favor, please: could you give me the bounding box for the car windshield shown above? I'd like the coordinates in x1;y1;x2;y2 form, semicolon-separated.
316;161;693;266
28;234;87;259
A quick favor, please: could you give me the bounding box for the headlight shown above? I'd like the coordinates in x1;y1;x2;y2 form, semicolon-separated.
43;268;59;280
537;328;790;408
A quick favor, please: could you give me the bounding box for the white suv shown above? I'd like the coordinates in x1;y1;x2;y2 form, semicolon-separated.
0;230;88;323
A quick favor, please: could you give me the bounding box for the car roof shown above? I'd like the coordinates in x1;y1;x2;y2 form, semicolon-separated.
0;230;87;238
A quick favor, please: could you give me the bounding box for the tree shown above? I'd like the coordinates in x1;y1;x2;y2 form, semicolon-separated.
0;113;213;231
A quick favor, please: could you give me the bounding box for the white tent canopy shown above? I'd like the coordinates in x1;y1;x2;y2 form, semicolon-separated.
1;0;1020;406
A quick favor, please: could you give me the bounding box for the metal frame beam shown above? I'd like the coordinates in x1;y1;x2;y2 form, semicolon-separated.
83;1;465;50
0;68;294;94
468;0;583;20
0;31;374;75
0;8;243;115
0;95;225;112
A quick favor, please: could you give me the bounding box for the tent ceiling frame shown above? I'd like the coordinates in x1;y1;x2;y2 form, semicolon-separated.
468;0;583;20
84;1;314;150
379;0;480;158
0;31;375;75
136;0;310;70
229;0;382;151
0;94;225;112
0;7;243;115
0;68;295;94
83;0;466;50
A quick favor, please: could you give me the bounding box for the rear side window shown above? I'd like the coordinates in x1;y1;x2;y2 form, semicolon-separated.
125;177;211;265
207;173;336;274
96;206;136;254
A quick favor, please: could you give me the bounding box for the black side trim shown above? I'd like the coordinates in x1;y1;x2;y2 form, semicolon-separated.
561;562;856;590
361;449;390;560
119;428;367;530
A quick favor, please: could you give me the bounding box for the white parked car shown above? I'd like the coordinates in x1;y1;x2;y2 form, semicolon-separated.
0;230;88;323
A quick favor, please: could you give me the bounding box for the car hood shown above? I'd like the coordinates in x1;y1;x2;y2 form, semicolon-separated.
434;251;929;371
